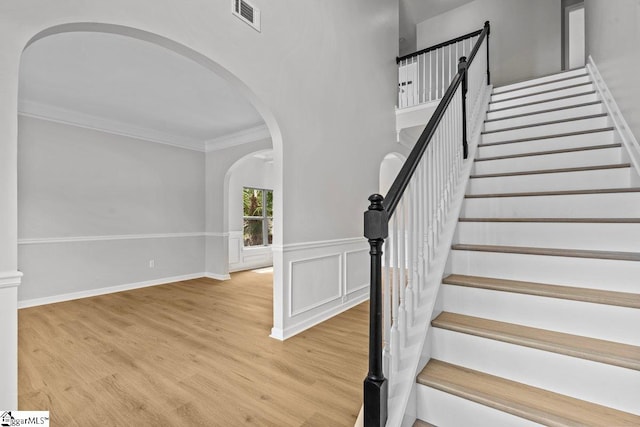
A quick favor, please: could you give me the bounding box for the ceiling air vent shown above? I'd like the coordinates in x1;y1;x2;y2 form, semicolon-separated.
232;0;261;32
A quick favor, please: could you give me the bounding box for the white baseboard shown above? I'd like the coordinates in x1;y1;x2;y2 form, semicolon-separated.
18;272;206;308
270;290;368;341
204;272;232;281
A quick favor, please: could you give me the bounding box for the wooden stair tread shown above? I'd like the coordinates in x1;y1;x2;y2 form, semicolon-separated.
470;163;629;179
432;312;640;370
417;360;640;426
489;90;597;113
451;244;640;262
413;420;436;427
465;187;640;198
481;113;607;135
479;127;615;147
459;217;640;223
443;274;640;309
484;101;602;123
489;82;593;105
475;143;621;162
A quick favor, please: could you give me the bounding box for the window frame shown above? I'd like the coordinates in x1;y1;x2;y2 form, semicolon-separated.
242;186;273;247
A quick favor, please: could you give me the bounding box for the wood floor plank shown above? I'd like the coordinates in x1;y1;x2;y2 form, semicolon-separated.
432;312;640;370
418;360;640;426
19;270;368;426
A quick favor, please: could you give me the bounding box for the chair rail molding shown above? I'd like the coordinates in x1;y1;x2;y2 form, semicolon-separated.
0;271;23;289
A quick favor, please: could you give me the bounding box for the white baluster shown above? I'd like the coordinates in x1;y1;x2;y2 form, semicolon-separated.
398;198;408;345
383;238;391;377
422;53;426;104
429;51;433;101
407;179;416;324
390;214;400;374
441;47;445;97
416;160;425;297
435;48;439;99
448;44;452;84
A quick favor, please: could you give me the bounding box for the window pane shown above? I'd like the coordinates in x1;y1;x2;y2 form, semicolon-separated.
267;218;273;245
244;219;263;246
243;188;263;217
266;190;273;217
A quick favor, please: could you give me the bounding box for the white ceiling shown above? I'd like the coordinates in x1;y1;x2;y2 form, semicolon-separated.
399;0;476;55
19;31;266;151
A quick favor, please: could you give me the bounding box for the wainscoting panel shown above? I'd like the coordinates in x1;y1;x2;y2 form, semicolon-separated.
271;237;369;340
289;253;342;316
345;248;370;295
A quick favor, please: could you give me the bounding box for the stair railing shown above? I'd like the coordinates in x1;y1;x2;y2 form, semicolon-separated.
363;21;490;427
397;25;491;109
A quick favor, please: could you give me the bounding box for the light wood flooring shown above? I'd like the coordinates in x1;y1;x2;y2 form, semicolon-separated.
19;270;369;426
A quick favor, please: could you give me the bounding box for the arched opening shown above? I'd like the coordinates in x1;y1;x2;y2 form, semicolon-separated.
379;152;406;195
17;23;283;326
224;149;275;273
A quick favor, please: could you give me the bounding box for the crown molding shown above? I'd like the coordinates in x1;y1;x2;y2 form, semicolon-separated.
205;124;271;152
18;100;270;153
19;100;206;152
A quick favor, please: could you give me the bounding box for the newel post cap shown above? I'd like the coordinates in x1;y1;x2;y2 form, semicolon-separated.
364;194;388;240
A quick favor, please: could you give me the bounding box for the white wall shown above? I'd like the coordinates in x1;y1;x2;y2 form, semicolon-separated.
0;0;398;406
17;115;205;303
585;0;640;142
228;153;274;272
568;6;585;69
416;0;561;87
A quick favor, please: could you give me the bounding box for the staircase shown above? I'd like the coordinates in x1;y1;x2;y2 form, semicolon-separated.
414;67;640;426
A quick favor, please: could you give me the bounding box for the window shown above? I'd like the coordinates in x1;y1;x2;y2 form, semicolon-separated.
243;187;273;246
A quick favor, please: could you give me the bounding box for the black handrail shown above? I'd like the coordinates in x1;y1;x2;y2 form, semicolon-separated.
363;21;490;427
396;28;482;64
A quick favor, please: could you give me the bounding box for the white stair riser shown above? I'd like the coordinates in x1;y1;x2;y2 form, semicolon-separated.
478;130;615;157
481;116;609;144
467;168;630;194
456;221;640;252
440;285;640;345
461;192;640;218
489;84;594;111
450;250;640;292
493;69;587;94
474;147;623;175
486;93;599;120
415;385;542;427
490;75;592;102
484;103;604;132
431;329;640;415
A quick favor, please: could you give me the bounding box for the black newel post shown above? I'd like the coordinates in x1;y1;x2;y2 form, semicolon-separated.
485;21;491;85
363;194;388;427
458;56;469;159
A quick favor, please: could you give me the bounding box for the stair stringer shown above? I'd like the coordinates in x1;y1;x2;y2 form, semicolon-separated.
384;83;493;427
587;56;640;182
